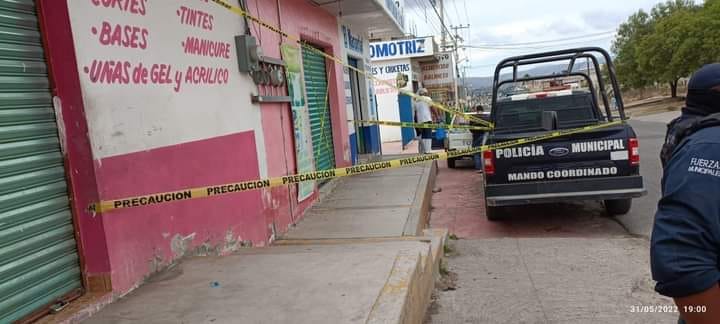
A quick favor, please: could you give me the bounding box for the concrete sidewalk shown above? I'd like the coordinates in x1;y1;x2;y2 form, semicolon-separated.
63;160;443;324
428;238;675;324
281;160;436;240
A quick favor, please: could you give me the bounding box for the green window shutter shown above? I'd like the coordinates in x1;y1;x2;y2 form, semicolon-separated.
302;46;336;172
0;1;83;322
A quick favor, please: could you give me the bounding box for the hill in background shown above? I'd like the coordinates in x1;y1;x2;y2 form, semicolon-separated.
465;57;606;92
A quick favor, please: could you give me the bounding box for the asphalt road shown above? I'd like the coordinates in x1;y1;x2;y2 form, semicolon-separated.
618;111;680;238
425;111;681;324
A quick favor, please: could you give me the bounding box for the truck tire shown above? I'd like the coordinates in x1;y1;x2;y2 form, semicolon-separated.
447;157;457;169
486;205;505;221
604;199;632;216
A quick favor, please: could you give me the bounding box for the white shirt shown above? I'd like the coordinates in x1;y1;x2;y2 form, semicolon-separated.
414;96;433;123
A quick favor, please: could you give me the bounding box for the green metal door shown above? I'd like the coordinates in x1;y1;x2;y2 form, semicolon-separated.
302;46;336;172
0;1;83;322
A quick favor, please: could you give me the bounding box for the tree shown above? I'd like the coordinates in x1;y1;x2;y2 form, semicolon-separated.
612;0;710;98
649;0;697;19
612;10;653;91
642;1;702;97
698;0;720;63
637;6;703;97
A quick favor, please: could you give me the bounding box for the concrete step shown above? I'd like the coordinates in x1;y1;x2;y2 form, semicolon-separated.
275;230;448;324
282;161;438;241
366;229;448;324
79;230;448;324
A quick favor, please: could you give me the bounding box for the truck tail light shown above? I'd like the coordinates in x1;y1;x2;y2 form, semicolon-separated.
629;138;640;166
483;150;495;175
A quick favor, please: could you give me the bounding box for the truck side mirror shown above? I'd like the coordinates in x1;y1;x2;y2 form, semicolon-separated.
542;111;559;131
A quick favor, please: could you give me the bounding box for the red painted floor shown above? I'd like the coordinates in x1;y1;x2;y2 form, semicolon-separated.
429;159;627;239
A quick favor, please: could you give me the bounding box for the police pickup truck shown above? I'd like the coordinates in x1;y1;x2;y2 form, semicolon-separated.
482;48;646;221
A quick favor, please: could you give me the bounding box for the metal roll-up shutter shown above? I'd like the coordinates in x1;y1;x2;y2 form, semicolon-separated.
0;1;83;322
302;46;336;172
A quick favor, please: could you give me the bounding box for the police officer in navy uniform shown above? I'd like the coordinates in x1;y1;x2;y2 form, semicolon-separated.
651;64;720;324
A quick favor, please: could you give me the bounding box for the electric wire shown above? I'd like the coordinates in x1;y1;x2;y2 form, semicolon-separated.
470;30;616;47
411;0;442;37
428;0;454;44
464;34;615;50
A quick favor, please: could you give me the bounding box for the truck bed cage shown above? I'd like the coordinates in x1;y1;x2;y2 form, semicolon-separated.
491;47;626;122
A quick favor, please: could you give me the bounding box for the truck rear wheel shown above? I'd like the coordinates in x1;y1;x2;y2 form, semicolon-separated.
447;157;457;169
486;205;505;221
604;199;632;216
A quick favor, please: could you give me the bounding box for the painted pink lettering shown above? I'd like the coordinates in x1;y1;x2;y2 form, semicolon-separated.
91;0;147;16
150;64;173;84
178;6;214;30
87;60;131;84
183;37;230;59
98;21;148;49
184;66;229;85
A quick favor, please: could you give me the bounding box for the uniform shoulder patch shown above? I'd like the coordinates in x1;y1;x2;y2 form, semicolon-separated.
688;157;720;178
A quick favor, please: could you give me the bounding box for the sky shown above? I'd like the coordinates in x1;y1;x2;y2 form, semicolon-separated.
403;0;704;77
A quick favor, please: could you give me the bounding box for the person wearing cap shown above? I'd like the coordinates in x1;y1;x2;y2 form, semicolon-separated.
651;64;720;324
414;88;435;154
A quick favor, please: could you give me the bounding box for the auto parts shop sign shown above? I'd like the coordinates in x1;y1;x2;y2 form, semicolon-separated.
370;37;434;61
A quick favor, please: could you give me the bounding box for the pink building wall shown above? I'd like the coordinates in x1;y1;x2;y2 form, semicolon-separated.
253;0;351;169
251;0;351;235
94;133;267;292
38;0;348;295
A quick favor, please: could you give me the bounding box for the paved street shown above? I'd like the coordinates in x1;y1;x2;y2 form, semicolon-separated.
426;112;681;323
617;112;680;238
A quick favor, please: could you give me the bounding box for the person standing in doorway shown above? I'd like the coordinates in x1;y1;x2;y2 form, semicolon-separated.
651;63;720;324
414;88;434;154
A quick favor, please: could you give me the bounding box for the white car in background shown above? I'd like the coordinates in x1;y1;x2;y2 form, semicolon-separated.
444;111;490;168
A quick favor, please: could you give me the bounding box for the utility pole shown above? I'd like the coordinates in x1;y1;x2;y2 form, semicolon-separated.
450;24;470;109
450;25;469;70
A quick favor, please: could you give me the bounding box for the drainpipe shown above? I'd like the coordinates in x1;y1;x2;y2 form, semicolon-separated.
276;0;283;45
275;0;297;226
239;0;252;35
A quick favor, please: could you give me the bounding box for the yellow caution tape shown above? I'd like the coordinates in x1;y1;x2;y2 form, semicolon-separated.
352;120;491;131
208;0;493;128
448;120;624;158
90;120;624;214
87;1;630;214
90;154;440;213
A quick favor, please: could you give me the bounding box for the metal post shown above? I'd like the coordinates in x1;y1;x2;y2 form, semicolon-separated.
451;24;469;110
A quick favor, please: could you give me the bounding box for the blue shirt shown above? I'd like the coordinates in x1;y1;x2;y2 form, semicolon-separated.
651;125;720;298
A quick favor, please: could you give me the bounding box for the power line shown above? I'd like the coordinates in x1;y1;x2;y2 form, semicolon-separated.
411;0;442;37
443;6;454;29
413;0;435;36
471;30;616;47
464;34;615;51
462;0;471;62
427;0;454;45
451;0;463;30
447;0;469;47
463;0;470;30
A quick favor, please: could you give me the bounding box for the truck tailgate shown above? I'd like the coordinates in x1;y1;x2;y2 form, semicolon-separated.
486;125;638;185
